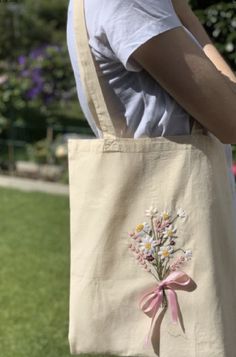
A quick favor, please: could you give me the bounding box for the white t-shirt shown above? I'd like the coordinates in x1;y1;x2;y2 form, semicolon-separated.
66;0;204;138
66;0;235;195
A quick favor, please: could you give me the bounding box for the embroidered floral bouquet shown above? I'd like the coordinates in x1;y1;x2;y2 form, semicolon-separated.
127;206;194;346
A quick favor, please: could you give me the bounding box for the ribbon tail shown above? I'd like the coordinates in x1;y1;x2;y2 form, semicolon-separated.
144;291;163;348
167;289;179;324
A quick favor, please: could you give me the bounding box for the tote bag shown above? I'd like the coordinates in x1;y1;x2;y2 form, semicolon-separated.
68;1;236;356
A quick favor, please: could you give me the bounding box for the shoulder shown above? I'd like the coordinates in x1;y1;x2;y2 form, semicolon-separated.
99;0;183;71
84;0;180;26
83;0;184;72
101;0;180;21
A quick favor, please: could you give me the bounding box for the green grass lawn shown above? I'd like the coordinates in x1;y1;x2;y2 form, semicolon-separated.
0;187;72;357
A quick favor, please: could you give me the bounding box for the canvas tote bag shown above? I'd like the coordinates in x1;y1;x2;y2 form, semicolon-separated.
68;0;236;356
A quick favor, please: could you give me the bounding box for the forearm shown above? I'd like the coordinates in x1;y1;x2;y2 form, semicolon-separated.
172;0;236;83
189;21;236;99
191;25;236;93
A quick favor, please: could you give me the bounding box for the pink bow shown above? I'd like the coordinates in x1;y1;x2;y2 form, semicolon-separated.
139;270;192;346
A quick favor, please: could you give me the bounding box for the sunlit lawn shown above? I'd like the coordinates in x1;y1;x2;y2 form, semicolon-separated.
0;187;72;357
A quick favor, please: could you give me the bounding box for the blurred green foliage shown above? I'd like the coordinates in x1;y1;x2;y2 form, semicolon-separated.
190;0;225;10
0;45;77;133
0;0;92;140
0;0;68;60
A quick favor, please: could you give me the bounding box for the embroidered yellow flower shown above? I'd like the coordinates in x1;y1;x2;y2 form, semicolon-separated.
136;224;144;232
161;211;171;221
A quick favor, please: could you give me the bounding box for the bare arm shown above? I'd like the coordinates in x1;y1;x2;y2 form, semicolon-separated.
131;25;236;144
172;0;236;88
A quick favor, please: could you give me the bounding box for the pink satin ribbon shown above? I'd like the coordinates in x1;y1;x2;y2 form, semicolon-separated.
139;270;192;346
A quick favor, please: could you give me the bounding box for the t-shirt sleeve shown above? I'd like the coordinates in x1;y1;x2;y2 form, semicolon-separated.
103;0;184;72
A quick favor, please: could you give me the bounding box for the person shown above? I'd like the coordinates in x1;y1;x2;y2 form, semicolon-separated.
66;0;236;195
66;1;236;355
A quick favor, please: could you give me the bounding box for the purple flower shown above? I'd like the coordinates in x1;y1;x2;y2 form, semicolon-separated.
25;85;43;100
31;68;43;83
30;46;46;59
18;55;26;65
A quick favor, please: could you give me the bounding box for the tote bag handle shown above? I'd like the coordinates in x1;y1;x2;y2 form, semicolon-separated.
72;0;205;138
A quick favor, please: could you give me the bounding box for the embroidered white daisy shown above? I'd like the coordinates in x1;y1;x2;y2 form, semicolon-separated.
160;210;171;221
177;208;187;220
145;206;158;217
158;246;174;260
184;249;192;261
163;224;177;238
139;236;158;255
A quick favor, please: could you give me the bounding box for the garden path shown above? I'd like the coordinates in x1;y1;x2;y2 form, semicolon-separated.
0;175;69;196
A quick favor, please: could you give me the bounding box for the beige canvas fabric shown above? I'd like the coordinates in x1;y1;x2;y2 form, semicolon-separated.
68;0;236;356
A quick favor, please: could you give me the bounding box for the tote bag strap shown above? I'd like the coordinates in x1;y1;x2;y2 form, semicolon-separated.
73;0;117;139
73;0;206;138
